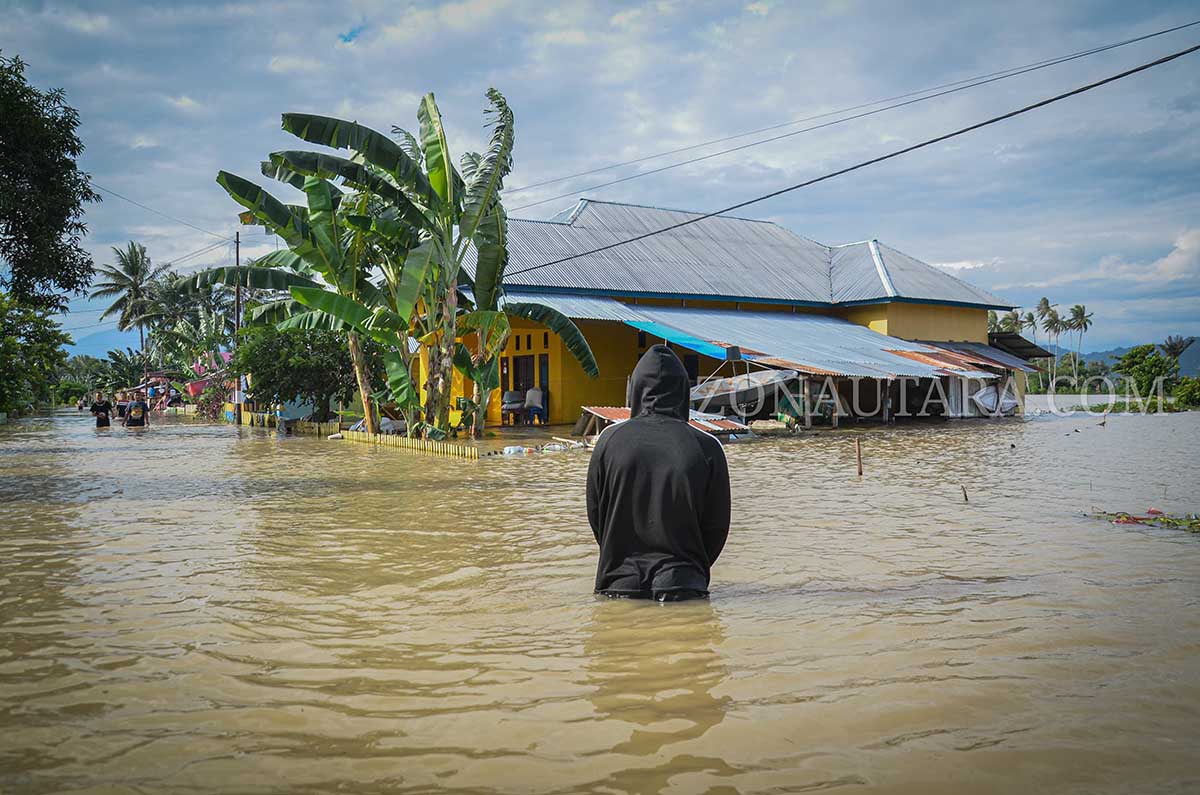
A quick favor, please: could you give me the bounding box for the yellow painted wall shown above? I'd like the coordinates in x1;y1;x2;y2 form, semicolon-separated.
883;303;989;343
834;303;987;341
837;304;890;335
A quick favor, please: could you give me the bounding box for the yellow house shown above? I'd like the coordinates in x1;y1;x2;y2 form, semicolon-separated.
430;199;1043;427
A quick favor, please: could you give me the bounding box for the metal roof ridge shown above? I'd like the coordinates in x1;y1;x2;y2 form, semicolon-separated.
873;240;1012;307
867;239;898;298
563;197;784;225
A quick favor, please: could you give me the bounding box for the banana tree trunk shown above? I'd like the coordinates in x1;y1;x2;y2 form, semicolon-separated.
423;286;459;436
347;331;378;435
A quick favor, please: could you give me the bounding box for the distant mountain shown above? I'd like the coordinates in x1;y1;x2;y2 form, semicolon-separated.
66;327;139;358
1082;339;1199;377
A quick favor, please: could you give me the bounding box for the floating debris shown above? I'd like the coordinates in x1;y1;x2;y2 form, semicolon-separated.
1094;509;1200;533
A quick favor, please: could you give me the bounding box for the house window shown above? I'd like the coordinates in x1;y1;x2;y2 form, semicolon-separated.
543;332;549;348
526;334;533;350
638;330;647;348
538;354;549;388
515;336;521;351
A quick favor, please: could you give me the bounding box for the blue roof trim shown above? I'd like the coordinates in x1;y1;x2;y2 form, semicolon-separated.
624;321;731;361
500;283;833;308
836;296;1016;311
502;284;1012;311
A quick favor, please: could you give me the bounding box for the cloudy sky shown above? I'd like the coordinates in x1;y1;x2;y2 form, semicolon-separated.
4;0;1199;352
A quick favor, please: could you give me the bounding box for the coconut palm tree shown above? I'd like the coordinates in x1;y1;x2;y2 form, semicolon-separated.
1159;335;1194;362
1035;297;1051;321
988;310;1000;333
97;347;150;391
89;242;172;350
1042;308;1064;385
1068;304;1093;383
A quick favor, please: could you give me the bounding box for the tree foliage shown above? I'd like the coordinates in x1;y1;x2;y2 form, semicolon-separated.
0;292;72;413
0;52;99;304
1113;344;1176;398
230;324;383;421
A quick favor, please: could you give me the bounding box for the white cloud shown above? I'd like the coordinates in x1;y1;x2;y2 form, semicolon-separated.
166;95;203;112
130;135;158;150
539;29;591;46
745;2;772;16
55;10;112;34
999;229;1200;290
933;259;996;272
376;0;511;47
267;55;323;74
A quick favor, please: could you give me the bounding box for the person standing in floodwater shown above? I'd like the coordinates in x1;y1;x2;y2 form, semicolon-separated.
89;391;113;429
587;344;731;602
123;391;150;429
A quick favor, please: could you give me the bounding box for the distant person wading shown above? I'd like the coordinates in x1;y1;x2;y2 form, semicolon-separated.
587;345;731;602
89;392;112;429
123;391;150;429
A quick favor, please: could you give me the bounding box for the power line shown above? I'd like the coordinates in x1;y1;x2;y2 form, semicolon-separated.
510;20;1200;212
505;42;1200;279
67;239;231;329
92;183;233;242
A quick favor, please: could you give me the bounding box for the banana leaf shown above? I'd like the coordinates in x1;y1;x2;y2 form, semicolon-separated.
269;151;430;231
417;93;454;208
193;265;319;293
383;349;420;412
505;302;599;378
281;113;438;211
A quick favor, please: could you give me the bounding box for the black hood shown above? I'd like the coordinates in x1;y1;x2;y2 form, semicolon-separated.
628;344;690;420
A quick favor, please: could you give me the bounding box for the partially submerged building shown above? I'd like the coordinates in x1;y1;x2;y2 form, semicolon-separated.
446;199;1045;428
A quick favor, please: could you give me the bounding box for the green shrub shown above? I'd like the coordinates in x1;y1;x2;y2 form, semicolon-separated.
1175;377;1200;409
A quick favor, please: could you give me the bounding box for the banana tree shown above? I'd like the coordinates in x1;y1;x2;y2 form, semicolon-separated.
453;161;597;434
278;89;515;435
196;170;418;434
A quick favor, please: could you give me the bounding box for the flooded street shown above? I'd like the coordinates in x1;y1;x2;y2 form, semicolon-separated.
1;410;1198;794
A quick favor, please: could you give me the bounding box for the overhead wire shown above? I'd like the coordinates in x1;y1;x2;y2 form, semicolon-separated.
509;19;1200;212
92;183;233;242
505;42;1200;279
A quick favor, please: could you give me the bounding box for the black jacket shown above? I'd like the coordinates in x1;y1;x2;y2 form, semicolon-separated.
586;345;731;597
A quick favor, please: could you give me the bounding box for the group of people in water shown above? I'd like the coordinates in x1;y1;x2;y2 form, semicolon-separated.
84;390;150;429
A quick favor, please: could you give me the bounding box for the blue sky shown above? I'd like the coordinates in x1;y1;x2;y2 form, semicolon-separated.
4;0;1198;353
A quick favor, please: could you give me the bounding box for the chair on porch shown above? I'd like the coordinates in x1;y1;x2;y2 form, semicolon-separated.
524;387;548;425
500;390;526;425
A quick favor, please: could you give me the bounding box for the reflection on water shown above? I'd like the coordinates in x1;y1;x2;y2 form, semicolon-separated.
1;410;1198;793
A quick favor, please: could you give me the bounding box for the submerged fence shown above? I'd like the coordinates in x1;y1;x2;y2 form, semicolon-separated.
339;429;481;460
225;409;479;460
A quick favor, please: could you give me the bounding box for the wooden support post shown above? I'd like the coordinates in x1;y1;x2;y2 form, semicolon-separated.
803;377;812;429
830;378;839;429
855;435;863;476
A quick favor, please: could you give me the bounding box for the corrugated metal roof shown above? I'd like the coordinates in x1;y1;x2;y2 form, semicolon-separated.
873;243;1009;307
498;290;645;322
504;203;834;304
626;305;996;380
929;341;1040;373
583;406;748;435
487;200;1013;309
830;242;887;303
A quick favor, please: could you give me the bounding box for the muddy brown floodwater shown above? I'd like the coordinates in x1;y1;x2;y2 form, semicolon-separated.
1;409;1198;794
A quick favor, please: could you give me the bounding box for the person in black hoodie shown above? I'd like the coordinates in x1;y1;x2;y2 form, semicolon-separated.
587;345;731;602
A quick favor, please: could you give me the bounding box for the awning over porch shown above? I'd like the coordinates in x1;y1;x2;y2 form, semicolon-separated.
499;291;1028;380
622;305;998;380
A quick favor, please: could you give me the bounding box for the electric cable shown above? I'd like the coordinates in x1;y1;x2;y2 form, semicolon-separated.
505;42;1200;279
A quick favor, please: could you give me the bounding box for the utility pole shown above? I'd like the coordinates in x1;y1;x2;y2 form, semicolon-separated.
234;231;241;336
233;231;242;424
